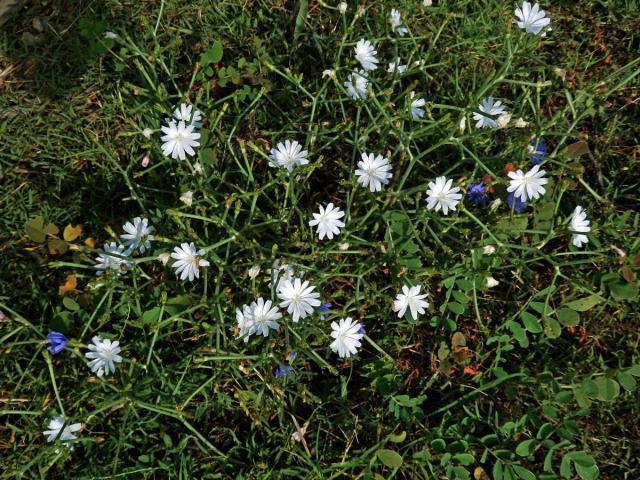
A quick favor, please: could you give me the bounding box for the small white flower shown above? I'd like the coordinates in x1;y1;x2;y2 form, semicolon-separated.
355;152;392;192
269;140;309;172
157;252;171;265
142;128;154;139
277;277;321;323
172;103;202;129
43;416;82;447
485;276;500;288
193;162;205;175
322;69;336;78
330;317;364;358
473;97;507;129
459;116;466;132
393;285;429;320
387;59;407;74
496;112;512;129
236;304;255;342
423;0;433;5
85;336;122;377
120;217;154;254
389;9;408;36
95;242;131;275
160;120;200;160
338;2;348;14
344;70;369;101
180;190;193;206
141;154;150;167
514;117;529;128
338;242;350;251
353;39;378;71
425;176;463;215
248;265;261;279
248;298;282;338
170;242;210;282
483;245;496;255
515;2;551;36
410;91;425;119
104;31;118;39
507;164;548;202
309;203;346;240
569;206;590;248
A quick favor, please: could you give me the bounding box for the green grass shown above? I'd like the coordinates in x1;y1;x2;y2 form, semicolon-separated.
1;0;640;478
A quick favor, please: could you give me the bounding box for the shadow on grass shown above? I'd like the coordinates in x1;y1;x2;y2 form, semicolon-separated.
1;0;117;97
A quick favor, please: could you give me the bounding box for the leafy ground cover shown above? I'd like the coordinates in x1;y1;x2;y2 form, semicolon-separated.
1;1;639;478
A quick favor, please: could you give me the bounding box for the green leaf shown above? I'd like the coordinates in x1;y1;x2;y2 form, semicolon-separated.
566;451;596;468
62;297;80;311
543;316;561;339
594;377;620;401
451;290;469;304
515;439;536;457
387;431;406;443
453;453;475;465
521;311;542;333
448;301;465;315
376;449;403;468
25;216;46;243
560;454;572;479
431;439;446;452
627;365;640;377
200;41;223;65
575;463;599;480
493;461;504;480
574;386;592;408
507;321;528;347
617;372;637;392
456;279;474;291
609;280;638;300
512;465;536;480
557;307;580;327
564;295;601;312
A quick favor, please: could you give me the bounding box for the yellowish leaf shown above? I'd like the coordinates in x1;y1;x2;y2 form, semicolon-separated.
84;237;96;248
63;224;82;242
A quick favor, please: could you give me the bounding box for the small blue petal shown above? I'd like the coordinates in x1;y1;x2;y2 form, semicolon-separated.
46;331;68;355
317;303;332;312
506;192;527;213
467;182;488;207
528;137;548;165
274;365;295;378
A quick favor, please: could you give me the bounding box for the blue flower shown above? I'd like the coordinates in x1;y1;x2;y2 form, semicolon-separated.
467;182;488;207
317;302;332;320
528;137;547;165
357;325;366;335
506;192;527;213
274;365;294;378
286;351;297;362
47;332;68;355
